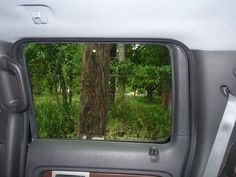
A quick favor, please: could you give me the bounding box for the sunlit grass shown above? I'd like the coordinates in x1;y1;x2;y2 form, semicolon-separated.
33;94;171;141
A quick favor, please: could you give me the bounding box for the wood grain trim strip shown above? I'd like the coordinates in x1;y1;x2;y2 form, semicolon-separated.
91;173;160;177
41;171;52;177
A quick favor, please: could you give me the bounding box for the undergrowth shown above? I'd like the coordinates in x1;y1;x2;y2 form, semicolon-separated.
34;95;171;140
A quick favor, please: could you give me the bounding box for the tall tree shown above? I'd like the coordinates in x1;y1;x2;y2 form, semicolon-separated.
79;44;110;139
108;44;117;106
117;44;126;98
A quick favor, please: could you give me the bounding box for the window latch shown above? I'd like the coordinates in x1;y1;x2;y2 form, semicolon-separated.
149;146;159;157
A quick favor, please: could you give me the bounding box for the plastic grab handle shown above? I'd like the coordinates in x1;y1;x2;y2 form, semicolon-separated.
0;56;28;112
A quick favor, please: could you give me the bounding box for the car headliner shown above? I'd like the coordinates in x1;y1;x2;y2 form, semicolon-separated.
0;0;236;51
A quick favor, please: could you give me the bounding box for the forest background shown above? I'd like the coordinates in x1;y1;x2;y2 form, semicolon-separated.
25;43;171;141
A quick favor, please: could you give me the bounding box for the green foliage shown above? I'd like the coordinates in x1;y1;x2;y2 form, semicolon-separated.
107;96;170;141
34;95;79;138
124;44;171;98
25;43;172;141
25;43;83;97
34;95;171;140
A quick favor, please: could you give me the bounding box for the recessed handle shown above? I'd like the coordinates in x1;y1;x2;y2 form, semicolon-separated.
52;171;90;177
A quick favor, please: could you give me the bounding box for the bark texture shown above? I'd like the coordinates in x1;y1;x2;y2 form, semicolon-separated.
117;44;126;97
79;44;110;139
108;44;117;106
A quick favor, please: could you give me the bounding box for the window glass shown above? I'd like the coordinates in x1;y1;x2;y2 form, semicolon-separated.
24;43;172;141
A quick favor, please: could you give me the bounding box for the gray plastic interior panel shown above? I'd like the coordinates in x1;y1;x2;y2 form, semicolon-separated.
0;41;29;177
0;0;236;50
0;42;11;177
21;44;236;177
219;143;236;177
26;137;187;177
190;50;236;177
24;42;192;177
0;0;236;175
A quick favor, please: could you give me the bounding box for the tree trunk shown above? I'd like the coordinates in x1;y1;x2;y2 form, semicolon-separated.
167;89;172;115
53;77;60;104
161;89;167;110
117;44;126;97
108;44;117;106
58;64;68;109
79;44;110;139
68;66;73;105
161;78;171;111
146;88;154;101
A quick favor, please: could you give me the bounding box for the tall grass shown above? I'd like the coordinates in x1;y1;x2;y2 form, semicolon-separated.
34;95;171;141
107;96;171;141
34;95;79;138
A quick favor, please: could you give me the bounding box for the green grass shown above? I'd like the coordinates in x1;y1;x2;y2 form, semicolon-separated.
34;95;79;138
33;94;171;141
107;96;171;141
